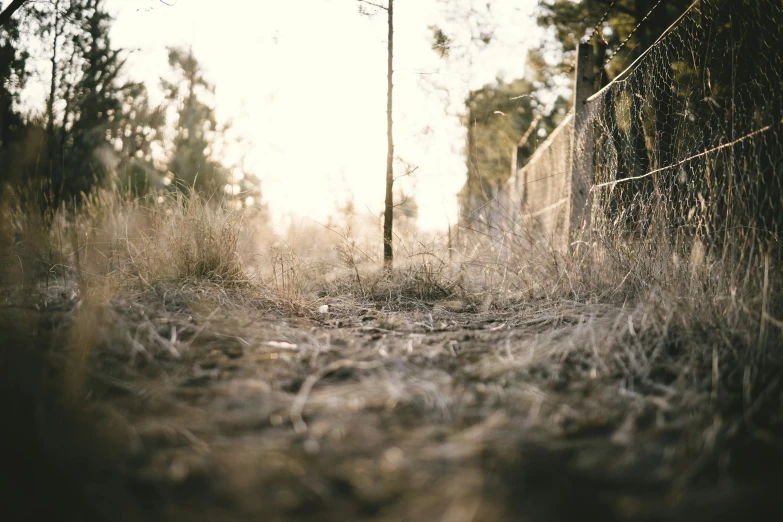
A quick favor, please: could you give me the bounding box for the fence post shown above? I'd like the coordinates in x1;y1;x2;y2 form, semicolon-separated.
569;41;595;247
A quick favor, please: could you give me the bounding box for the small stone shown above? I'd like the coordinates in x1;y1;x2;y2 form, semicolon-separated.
304;439;320;454
265;341;298;350
380;447;404;472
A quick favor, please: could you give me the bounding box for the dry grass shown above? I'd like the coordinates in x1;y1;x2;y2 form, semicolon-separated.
2;183;783;521
2;180;780;418
455;205;783;455
328;253;463;306
121;192;250;288
0;187;255;295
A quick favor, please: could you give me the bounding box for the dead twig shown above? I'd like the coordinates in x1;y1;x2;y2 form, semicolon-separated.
290;359;384;434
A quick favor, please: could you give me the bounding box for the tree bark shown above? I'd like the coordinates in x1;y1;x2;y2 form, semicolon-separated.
45;0;63;197
383;0;394;268
0;0;27;28
46;0;62;137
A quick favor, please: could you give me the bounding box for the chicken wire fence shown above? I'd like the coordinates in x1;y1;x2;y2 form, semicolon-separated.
580;0;783;270
465;0;783;279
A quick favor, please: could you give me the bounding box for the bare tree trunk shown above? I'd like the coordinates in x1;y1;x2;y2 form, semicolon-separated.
45;0;63;199
383;0;394;269
46;0;62;137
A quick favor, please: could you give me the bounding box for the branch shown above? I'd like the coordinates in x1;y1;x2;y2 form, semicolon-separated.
0;0;28;28
357;0;387;11
517;113;543;150
393;165;418;182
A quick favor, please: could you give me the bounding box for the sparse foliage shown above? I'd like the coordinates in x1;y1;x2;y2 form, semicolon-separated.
162;47;228;196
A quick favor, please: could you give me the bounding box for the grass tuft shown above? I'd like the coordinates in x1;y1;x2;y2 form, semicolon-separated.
123;192;248;288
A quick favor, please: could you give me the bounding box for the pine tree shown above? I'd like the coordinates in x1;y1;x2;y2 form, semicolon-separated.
60;0;125;199
115;82;166;197
162;47;227;196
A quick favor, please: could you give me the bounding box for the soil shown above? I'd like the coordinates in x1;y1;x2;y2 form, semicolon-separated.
2;286;782;522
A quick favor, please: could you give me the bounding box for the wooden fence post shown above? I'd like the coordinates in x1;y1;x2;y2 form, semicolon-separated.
569;41;595;247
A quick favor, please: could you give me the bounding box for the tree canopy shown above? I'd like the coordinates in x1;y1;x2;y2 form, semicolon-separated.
0;0;257;209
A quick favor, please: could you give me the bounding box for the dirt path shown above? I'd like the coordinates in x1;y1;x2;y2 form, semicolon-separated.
3;288;782;521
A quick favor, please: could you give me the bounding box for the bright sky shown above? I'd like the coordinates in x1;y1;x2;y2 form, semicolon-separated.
100;0;540;231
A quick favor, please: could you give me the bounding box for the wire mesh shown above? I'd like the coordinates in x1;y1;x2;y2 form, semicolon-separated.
458;0;783;296
579;0;783;269
507;113;573;251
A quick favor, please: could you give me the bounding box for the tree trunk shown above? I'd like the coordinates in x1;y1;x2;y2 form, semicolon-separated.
46;0;62;197
383;0;394;269
46;0;61;137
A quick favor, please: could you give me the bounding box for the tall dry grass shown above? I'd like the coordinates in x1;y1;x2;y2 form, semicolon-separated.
2;177;780;391
454;200;783;457
121;192;249;288
0;187;255;297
